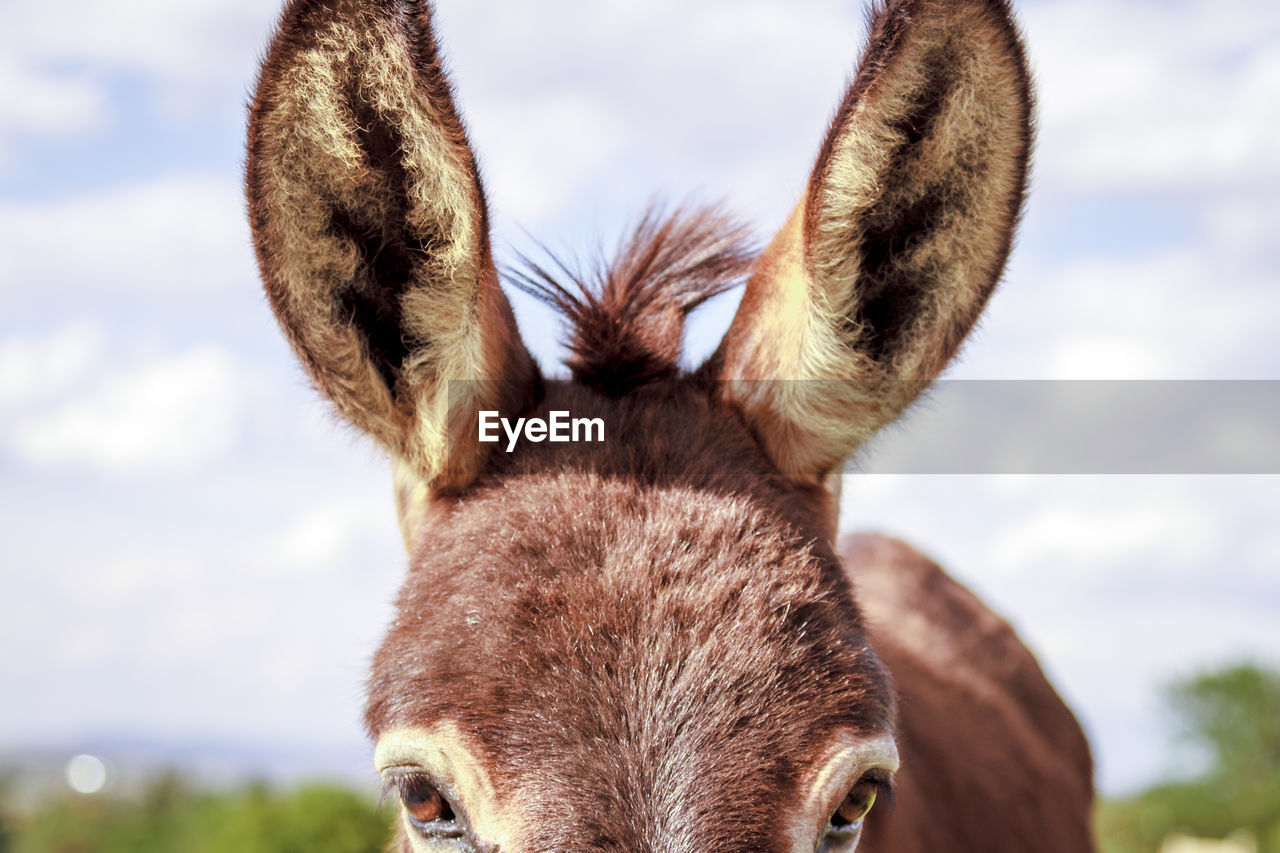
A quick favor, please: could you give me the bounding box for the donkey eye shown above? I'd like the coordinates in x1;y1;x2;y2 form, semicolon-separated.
398;777;458;832
830;778;879;830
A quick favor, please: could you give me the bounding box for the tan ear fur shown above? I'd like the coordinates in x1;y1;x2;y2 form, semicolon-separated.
247;0;537;490
715;0;1032;483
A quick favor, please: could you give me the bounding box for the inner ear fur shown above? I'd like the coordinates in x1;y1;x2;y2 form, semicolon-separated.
247;0;537;490
714;0;1032;483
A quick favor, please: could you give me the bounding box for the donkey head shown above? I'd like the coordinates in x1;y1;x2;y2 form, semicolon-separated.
247;0;1031;850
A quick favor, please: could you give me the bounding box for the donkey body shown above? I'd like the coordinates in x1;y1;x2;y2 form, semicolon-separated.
247;0;1096;850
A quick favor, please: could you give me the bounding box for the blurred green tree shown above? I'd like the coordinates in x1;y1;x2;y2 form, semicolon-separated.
1097;661;1280;853
1168;663;1280;787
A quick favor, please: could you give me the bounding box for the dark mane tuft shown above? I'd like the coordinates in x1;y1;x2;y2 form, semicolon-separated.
510;205;757;396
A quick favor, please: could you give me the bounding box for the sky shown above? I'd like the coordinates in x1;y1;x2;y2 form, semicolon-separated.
1;0;1278;797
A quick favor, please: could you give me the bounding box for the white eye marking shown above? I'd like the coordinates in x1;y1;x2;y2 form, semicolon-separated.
375;725;523;853
793;732;899;853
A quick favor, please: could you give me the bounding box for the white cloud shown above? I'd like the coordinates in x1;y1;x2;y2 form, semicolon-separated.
0;59;106;163
474;94;626;224
0;458;405;747
7;345;248;475
1045;337;1171;379
960;238;1280;379
439;0;861;231
1202;194;1280;254
0;0;275;159
0;323;104;408
1025;0;1280;193
267;499;399;575
989;503;1218;578
0;176;256;299
0;0;275;85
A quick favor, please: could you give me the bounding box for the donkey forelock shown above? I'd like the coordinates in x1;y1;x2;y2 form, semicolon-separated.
510;205;757;397
248;0;1095;850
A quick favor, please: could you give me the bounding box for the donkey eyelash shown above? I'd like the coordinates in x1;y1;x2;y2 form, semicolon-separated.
864;770;895;807
379;769;436;804
869;779;896;813
848;770;896;814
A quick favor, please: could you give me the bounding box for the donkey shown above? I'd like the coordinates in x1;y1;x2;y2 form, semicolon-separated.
247;0;1096;850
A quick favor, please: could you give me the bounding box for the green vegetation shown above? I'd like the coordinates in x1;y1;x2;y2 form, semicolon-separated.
1098;662;1280;853
0;774;393;853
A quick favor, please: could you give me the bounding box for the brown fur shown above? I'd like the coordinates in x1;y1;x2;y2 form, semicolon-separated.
371;381;892;851
849;534;1095;852
246;1;1094;851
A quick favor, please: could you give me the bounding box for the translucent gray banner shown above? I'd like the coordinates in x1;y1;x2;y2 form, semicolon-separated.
852;381;1280;475
446;379;1280;475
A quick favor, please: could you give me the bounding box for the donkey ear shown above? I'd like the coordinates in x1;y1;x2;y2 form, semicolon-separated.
712;0;1032;483
247;0;538;491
